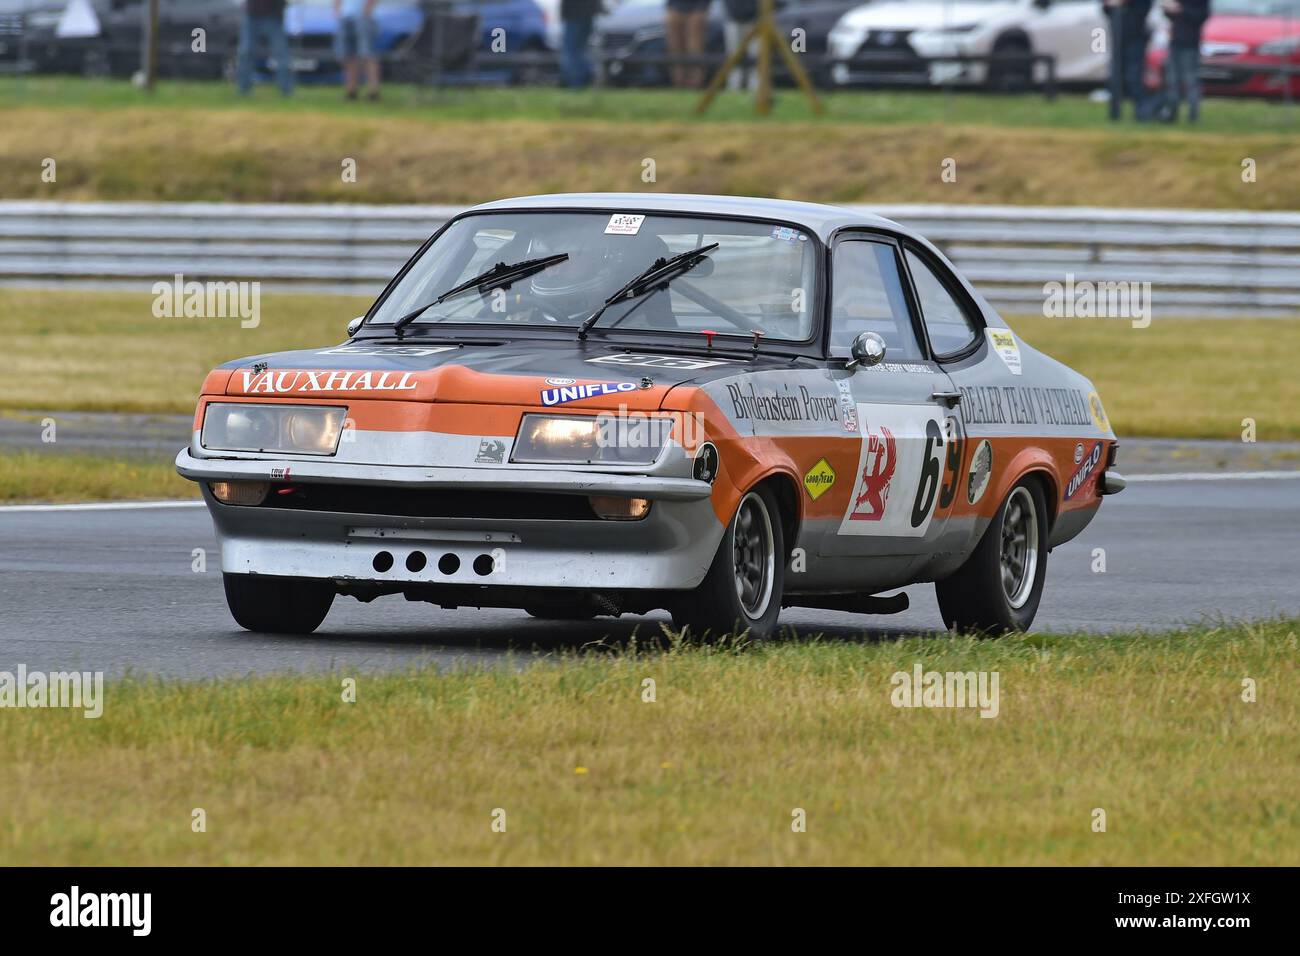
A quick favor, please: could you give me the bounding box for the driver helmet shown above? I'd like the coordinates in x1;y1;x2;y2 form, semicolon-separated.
526;221;670;319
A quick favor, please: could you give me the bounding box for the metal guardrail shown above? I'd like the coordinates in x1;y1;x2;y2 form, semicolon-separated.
2;200;1297;316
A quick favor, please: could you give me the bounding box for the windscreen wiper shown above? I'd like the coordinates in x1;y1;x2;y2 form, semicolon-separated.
391;252;569;337
577;242;719;341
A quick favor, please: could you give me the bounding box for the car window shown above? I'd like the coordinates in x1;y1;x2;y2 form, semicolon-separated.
904;248;980;357
829;239;922;361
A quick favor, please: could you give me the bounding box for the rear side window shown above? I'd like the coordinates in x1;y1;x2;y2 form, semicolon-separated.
830;239;923;361
904;248;981;357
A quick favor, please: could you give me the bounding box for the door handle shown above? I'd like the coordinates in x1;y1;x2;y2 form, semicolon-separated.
931;389;962;407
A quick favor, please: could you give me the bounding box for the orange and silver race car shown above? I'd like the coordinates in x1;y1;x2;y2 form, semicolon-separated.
177;193;1124;637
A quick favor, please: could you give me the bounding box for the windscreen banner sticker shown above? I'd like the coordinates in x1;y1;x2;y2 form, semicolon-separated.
605;214;645;236
540;381;638;406
987;329;1022;375
588;354;729;370
839;404;945;537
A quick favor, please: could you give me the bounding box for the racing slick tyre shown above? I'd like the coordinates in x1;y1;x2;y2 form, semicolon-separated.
935;477;1048;635
223;574;335;635
672;485;785;640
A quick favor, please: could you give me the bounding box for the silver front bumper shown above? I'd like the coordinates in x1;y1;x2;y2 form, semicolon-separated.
177;448;723;590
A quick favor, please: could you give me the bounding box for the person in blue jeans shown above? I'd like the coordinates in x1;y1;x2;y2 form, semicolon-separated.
561;0;602;88
1103;0;1155;119
335;0;381;100
236;0;294;96
1159;0;1210;122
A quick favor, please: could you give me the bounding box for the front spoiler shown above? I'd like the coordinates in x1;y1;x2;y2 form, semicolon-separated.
175;447;714;502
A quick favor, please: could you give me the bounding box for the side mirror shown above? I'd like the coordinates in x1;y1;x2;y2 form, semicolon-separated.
346;316;364;337
847;331;886;370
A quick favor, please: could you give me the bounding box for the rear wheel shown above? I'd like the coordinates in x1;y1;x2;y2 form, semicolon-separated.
223;574;334;634
988;36;1033;92
672;485;784;639
935;478;1048;634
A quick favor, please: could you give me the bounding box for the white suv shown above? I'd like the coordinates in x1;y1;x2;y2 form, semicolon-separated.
827;0;1110;89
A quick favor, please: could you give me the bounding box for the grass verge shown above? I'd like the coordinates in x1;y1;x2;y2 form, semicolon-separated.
2;79;1298;208
2;618;1295;865
0;451;197;503
3;288;1297;440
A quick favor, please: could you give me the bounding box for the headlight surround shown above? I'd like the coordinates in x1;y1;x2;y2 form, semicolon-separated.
510;413;672;466
1257;36;1300;57
201;403;346;456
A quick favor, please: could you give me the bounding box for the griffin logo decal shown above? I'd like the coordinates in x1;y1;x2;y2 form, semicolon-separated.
848;427;896;521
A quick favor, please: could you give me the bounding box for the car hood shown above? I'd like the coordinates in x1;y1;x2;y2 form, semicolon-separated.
1204;15;1300;46
835;1;1016;32
213;338;758;409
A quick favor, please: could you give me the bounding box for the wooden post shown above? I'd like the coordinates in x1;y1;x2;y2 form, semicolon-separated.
696;0;823;116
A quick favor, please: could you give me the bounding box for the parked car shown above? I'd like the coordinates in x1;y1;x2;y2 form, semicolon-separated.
1146;0;1300;100
177;193;1123;637
282;0;549;83
827;0;1109;90
595;0;860;86
23;0;241;78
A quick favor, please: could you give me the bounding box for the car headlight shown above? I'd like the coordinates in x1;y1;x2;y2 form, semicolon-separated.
510;413;672;466
1257;35;1300;57
201;403;346;455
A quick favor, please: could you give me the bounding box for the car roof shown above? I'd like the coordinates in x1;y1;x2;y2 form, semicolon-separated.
466;193;911;245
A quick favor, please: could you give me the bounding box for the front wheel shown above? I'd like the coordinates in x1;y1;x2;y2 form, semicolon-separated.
935;478;1048;634
672;485;785;639
223;574;334;634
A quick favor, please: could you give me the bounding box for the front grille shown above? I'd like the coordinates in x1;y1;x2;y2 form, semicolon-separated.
259;482;600;520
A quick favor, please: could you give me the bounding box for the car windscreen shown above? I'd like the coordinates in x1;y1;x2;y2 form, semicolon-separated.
367;211;819;344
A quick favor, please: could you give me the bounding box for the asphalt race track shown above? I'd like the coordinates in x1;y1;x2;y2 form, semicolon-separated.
1;476;1297;680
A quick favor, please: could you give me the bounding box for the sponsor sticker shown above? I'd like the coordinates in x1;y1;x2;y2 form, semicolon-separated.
693;442;719;483
803;458;836;501
770;226;806;243
238;369;417;394
605;214;645;236
1066;441;1103;499
967;440;992;505
1074;442;1085;464
1087;391;1110;432
540;381;638;407
588;353;728;370
475;438;506;464
987;329;1022;376
836;379;859;433
545;377;576;386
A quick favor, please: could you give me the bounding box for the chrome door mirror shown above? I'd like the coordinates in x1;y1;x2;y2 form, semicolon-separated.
847;331;886;370
346;316;364;338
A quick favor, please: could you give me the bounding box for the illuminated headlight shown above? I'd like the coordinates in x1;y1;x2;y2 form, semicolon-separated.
201;403;345;455
510;413;672;465
589;496;651;520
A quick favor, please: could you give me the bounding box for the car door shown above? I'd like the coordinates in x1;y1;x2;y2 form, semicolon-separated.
818;233;964;566
1027;0;1109;82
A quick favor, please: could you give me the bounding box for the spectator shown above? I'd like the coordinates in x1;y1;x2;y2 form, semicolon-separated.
666;0;711;89
335;0;380;101
1103;0;1156;119
1159;0;1210;122
561;0;602;88
236;0;294;97
722;0;758;91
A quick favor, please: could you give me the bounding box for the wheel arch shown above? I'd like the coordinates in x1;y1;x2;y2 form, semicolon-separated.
751;471;802;563
994;446;1060;533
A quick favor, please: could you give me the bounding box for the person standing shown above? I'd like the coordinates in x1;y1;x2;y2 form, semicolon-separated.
236;0;294;97
666;0;711;89
722;0;757;91
335;0;380;101
1159;0;1210;122
560;0;602;88
1103;0;1155;119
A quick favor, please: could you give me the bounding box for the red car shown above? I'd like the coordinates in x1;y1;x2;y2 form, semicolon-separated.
1147;0;1300;99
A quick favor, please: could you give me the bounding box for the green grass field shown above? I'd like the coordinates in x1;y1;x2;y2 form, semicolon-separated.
2;78;1298;208
2;618;1295;865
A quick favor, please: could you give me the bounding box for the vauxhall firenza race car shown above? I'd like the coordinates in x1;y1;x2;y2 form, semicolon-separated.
177;193;1124;637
